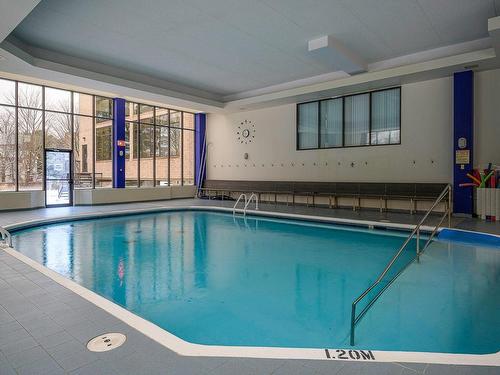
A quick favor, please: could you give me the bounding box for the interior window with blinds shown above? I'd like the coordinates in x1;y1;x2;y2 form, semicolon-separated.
297;102;319;149
297;87;400;150
320;98;342;148
344;93;370;146
371;88;401;145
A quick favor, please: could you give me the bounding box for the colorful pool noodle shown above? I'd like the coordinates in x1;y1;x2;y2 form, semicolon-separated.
466;173;481;186
479;170;495;188
459;183;476;187
473;169;481;183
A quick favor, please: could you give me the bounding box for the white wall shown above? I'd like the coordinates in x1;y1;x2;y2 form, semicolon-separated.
0;186;196;211
0;191;44;211
474;69;500;169
74;186;196;205
207;77;454;183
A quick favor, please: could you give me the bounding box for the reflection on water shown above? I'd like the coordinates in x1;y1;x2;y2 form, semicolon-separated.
11;211;500;354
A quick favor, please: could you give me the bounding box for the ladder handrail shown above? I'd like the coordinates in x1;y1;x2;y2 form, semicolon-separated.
243;193;259;216
349;184;452;346
0;225;12;248
233;193;247;215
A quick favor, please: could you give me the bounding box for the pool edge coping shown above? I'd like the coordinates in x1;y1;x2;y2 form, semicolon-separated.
1;205;499;367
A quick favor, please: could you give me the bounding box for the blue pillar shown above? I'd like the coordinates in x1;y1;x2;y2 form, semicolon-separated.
194;113;206;187
453;71;474;215
112;98;126;188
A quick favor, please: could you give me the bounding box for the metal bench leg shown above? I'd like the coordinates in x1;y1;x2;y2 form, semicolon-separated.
410;199;413;215
353;197;356;211
379;197;383;213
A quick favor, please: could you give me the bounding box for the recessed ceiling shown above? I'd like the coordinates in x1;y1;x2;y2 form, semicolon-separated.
7;0;499;98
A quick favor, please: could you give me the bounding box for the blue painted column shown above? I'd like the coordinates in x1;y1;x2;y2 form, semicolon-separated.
112;98;126;188
194;113;207;188
453;71;474;215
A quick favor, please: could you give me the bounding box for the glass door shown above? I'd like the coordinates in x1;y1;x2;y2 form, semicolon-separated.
45;150;73;207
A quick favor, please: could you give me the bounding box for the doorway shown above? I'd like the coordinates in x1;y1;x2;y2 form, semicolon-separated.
45;149;73;207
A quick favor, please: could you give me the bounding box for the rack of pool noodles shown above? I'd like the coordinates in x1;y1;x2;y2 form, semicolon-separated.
459;163;500;221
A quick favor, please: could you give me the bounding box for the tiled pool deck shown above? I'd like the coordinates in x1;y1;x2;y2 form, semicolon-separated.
0;199;498;374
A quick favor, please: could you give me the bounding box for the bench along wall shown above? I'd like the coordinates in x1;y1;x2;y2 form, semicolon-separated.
207;77;453;183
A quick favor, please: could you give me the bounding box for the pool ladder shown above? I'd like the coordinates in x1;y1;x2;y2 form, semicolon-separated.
349;184;452;346
0;225;12;247
233;193;259;216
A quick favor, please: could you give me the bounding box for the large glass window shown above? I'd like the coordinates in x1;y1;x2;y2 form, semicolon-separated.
169;127;182;186
371;88;401;145
155;125;169;186
320;98;342;148
297;87;400;150
125;122;138;187
139;123;154;187
45;112;72;149
73;116;94;188
18;109;43;191
95;96;113;120
45;87;71;113
297;102;319;149
73;93;93;116
0;79;15;106
95;124;112;188
18;83;42;109
0;77;196;193
0;106;16;191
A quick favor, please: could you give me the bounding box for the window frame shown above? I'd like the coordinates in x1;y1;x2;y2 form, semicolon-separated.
296;86;401;151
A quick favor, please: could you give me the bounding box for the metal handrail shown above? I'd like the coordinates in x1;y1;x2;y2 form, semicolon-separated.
233;193;247;215
350;184;452;346
0;225;12;248
243;193;259;216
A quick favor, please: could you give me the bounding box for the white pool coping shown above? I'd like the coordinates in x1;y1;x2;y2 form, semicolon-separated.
1;205;499;367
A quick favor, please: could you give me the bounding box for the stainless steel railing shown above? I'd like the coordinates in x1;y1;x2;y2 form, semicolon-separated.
0;225;12;248
350;184;452;346
233;192;259;216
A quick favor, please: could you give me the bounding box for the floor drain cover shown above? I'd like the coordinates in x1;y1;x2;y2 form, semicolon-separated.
87;333;126;352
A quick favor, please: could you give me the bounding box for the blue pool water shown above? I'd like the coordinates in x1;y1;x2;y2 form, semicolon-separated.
11;211;500;354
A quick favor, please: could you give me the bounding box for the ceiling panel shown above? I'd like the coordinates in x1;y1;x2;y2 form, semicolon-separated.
417;0;494;43
8;0;495;96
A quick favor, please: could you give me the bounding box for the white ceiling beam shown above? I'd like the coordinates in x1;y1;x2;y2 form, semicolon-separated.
0;41;224;113
0;0;40;43
225;48;497;111
308;35;366;75
488;16;500;53
0;37;224;112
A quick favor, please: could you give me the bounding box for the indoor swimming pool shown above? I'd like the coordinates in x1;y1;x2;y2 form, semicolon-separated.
10;210;500;355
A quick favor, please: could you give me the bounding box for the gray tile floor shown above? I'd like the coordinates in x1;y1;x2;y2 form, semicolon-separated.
0;199;498;374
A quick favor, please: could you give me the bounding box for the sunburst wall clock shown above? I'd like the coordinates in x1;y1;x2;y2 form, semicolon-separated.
236;120;256;144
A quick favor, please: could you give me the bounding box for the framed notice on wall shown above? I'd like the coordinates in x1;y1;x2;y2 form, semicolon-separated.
455;149;470;164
